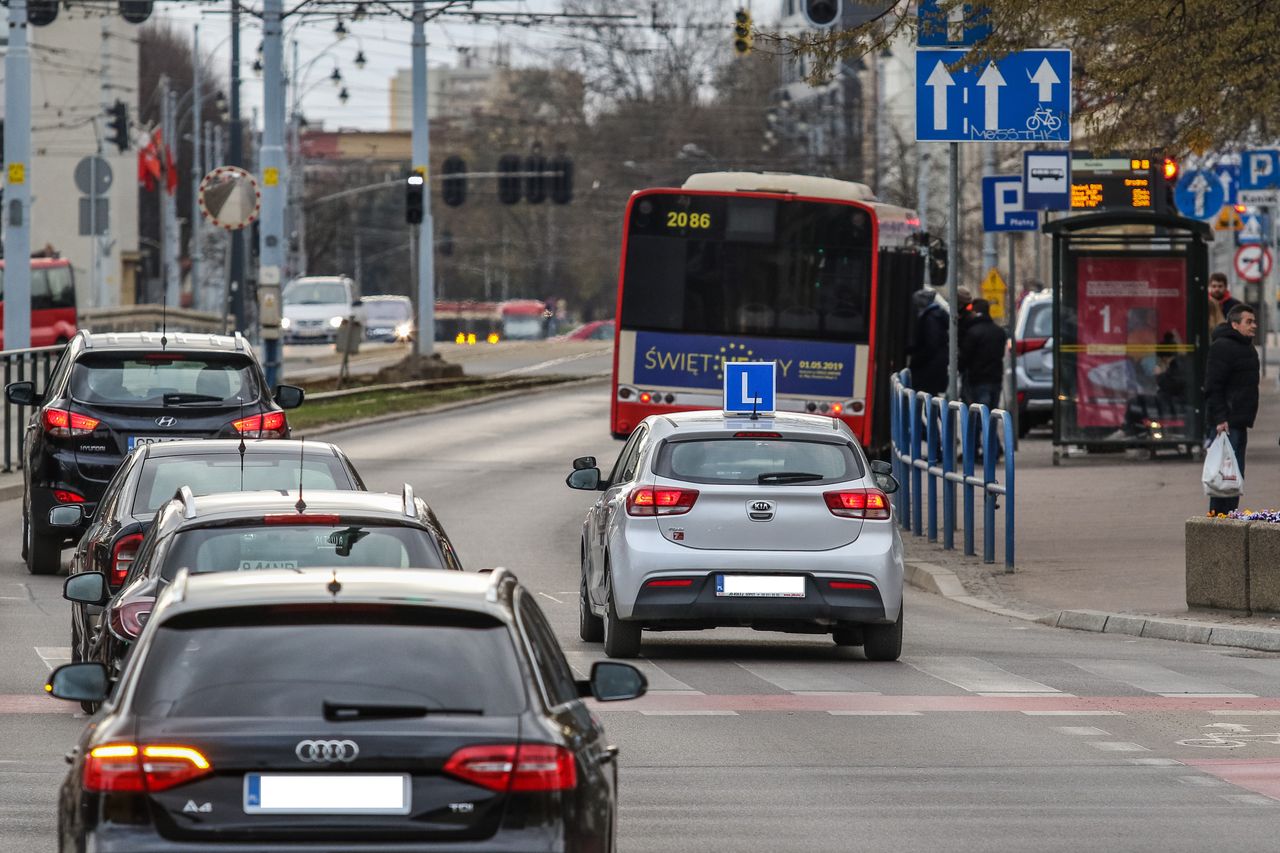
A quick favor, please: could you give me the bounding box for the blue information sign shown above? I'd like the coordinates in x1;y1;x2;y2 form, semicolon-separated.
982;176;1038;231
1174;169;1226;221
723;362;776;416
1022;150;1071;211
1242;149;1280;190
1237;211;1270;246
916;49;1071;142
917;0;991;47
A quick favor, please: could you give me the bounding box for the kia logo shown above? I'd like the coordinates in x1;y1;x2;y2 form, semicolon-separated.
155;416;178;428
747;499;776;521
751;500;773;512
295;739;359;763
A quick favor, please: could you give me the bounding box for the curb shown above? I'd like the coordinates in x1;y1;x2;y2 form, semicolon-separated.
300;375;608;439
0;482;25;504
904;560;1280;653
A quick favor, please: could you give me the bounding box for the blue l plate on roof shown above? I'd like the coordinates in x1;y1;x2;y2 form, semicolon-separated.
723;362;776;417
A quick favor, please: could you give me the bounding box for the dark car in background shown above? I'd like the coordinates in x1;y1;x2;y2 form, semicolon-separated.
1013;291;1054;436
5;330;305;575
60;439;366;691
362;294;415;342
49;568;647;852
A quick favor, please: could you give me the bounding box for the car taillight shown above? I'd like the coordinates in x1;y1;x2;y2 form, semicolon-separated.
1015;337;1048;355
645;577;695;588
109;597;155;641
734;431;782;438
823;489;891;520
110;533;144;587
43;408;99;437
262;513;341;525
84;743;211;793
626;487;698;516
231;411;287;437
829;580;876;590
53;489;85;504
444;744;576;792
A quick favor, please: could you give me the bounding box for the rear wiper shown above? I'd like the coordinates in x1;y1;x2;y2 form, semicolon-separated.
757;471;824;484
163;392;225;406
322;700;483;721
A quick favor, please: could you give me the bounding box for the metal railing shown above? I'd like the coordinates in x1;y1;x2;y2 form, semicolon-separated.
1;344;65;473
889;370;1016;572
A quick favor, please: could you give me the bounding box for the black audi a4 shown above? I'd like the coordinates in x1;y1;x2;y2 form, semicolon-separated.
47;567;647;852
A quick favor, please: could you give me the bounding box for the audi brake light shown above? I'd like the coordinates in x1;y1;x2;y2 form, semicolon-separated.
43;408;99;437
110;533;144;587
444;744;576;792
231;411;287;438
84;743;211;793
627;487;698;516
823;488;891;520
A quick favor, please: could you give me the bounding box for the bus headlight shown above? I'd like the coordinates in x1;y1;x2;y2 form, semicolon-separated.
395;322;413;340
328;315;345;328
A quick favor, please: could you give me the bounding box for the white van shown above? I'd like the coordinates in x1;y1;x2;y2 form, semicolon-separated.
282;276;359;344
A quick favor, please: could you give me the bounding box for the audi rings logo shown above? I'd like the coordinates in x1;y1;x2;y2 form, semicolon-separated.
295;739;359;763
154;416;178;428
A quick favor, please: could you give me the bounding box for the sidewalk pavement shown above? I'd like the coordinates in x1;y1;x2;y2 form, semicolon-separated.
905;376;1280;651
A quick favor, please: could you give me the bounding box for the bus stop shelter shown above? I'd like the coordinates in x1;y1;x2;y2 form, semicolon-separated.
1045;211;1212;462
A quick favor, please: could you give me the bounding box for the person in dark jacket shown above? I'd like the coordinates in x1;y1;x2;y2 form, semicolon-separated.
1204;304;1259;515
1207;272;1241;332
959;299;1008;411
907;288;949;395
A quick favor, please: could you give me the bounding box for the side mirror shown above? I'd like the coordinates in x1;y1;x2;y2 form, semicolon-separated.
578;661;648;702
5;381;37;406
572;456;597;471
48;505;85;528
875;473;900;495
45;662;108;704
869;460;893;476
566;467;602;491
274;385;305;410
63;572;109;606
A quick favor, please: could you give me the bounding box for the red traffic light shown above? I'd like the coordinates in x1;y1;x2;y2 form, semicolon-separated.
1162;157;1178;181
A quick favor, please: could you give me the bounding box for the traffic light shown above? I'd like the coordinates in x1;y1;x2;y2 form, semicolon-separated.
1162;156;1179;182
802;0;841;27
525;153;547;204
1160;156;1178;214
441;155;466;207
550;155;573;205
27;0;58;26
405;174;424;224
733;9;753;56
497;154;522;205
106;100;129;153
118;1;153;23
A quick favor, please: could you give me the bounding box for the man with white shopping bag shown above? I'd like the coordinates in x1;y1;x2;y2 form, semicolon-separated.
1203;304;1259;514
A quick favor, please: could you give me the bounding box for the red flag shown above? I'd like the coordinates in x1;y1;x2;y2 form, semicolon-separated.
137;130;162;191
162;136;178;196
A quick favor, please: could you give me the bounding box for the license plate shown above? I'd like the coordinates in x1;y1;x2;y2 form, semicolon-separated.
715;574;806;598
128;435;192;450
243;773;411;815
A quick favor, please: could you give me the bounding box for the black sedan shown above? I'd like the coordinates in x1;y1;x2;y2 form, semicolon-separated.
48;568;646;852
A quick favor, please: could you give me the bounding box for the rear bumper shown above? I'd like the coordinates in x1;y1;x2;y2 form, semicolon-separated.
630;573;888;628
78;832;567;853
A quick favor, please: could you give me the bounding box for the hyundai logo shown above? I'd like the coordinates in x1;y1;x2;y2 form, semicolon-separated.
154;416;178;428
295;739;359;763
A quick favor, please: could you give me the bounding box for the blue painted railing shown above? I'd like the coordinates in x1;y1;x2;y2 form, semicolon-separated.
889;370;1015;571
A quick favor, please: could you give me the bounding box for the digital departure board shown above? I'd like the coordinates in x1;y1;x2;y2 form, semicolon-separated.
1070;155;1162;213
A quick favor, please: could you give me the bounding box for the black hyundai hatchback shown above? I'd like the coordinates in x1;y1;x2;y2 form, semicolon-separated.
6;330;304;574
47;568;647;852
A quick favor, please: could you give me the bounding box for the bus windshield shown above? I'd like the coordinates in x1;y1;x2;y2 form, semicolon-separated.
620;194;874;343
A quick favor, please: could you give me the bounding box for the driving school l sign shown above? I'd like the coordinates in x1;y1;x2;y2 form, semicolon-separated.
1234;244;1273;283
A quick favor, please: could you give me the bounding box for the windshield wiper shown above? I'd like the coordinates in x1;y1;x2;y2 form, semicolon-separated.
322;699;482;721
757;471;825;484
163;392;225;406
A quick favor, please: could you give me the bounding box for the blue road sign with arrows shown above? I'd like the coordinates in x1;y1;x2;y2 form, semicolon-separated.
1174;168;1226;221
915;49;1072;142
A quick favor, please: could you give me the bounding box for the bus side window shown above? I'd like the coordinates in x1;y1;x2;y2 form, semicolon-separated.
30;269;51;311
47;266;75;309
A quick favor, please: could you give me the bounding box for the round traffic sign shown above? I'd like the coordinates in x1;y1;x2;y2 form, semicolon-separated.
1233;244;1273;282
74;156;112;195
1174;168;1226;221
197;166;261;231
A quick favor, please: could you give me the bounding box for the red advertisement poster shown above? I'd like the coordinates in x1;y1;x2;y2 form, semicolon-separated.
1074;256;1187;428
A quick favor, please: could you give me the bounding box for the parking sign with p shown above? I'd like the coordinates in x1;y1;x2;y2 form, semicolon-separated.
983;176;1039;232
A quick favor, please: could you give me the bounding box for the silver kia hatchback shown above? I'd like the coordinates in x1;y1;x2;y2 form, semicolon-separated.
566;411;904;660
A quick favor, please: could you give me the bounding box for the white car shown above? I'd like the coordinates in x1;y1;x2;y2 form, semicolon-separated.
282;275;359;343
566;410;904;660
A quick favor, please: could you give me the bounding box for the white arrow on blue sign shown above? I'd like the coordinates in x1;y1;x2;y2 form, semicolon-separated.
915;49;1071;142
723;362;776;416
1174;168;1226;221
1237;212;1270;246
982;176;1039;232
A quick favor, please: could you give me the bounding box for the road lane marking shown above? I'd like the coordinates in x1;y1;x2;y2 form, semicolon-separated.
1219;794;1277;806
1052;726;1111;736
1211;710;1280;716
1089;742;1150;752
496;348;611;377
563;651;700;694
1021;710;1126;716
1129;758;1183;766
536;592;564;604
34;647;71;671
827;710;921;716
1178;775;1225;786
906;656;1065;695
639;710;738;716
1069;659;1253;696
735;661;880;694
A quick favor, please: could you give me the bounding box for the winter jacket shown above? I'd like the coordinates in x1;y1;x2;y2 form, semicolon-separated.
1204;324;1260;429
908;303;949;394
959;313;1008;389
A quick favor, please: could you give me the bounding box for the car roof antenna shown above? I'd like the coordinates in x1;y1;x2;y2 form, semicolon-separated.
237;396;246;491
160;281;168;350
751;393;759;421
295;436;307;514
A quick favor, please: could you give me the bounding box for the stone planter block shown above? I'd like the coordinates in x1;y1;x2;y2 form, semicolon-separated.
1185;517;1250;611
1248;523;1280;614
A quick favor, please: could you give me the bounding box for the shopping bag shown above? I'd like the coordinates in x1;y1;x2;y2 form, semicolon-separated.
1202;432;1244;498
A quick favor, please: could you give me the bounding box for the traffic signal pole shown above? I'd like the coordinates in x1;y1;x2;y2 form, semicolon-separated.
412;0;435;357
260;0;285;386
4;0;32;350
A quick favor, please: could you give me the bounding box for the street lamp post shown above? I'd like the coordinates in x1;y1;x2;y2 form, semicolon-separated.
260;0;286;386
412;0;435;358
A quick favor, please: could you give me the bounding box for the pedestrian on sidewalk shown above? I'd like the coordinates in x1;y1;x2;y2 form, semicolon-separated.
960;298;1008;412
907;288;949;395
1204;303;1259;515
1207;272;1241;332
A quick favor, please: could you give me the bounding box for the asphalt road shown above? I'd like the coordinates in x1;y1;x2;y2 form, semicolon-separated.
2;383;1280;851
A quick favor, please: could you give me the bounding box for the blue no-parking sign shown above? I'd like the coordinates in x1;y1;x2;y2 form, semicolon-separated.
723;362;776;416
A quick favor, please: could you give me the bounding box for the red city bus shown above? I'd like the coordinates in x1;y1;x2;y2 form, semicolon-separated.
500;299;550;340
610;172;924;453
0;258;78;348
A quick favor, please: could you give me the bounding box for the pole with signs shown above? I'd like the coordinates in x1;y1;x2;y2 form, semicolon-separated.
411;1;436;357
4;0;32;350
260;0;285;386
947;143;960;400
1006;234;1018;448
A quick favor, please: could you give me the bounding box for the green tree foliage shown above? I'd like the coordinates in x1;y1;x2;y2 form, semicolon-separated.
766;0;1280;153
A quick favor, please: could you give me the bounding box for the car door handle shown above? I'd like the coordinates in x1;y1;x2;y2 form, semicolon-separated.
599;745;619;765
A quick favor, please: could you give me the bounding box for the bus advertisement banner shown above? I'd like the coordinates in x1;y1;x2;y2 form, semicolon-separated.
632;330;856;398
